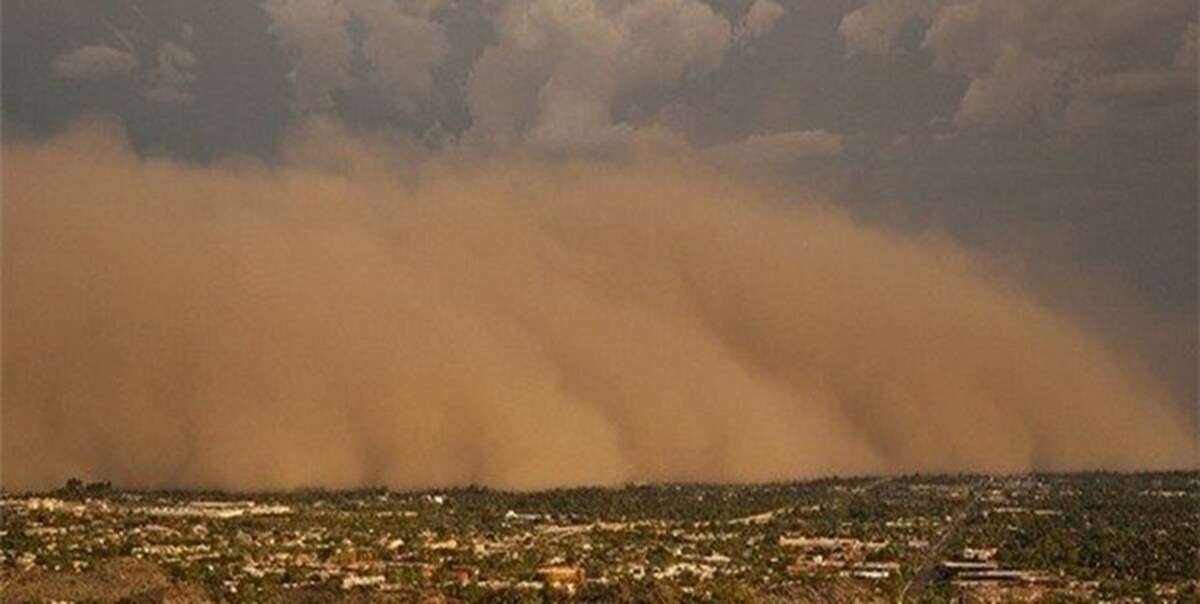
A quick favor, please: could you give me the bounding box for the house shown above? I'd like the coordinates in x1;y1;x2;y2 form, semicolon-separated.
538;565;585;593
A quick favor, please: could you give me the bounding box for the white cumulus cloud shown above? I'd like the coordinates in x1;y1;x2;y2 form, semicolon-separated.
705;128;843;170
52;45;138;81
142;41;198;105
264;0;449;114
736;0;785;43
465;0;732;153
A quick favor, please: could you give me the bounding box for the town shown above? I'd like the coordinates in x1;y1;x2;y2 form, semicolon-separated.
2;472;1196;602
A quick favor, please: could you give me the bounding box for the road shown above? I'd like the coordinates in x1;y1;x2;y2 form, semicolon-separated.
855;475;894;494
898;478;987;602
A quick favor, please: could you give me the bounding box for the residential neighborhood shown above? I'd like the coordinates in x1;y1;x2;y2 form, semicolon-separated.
3;473;1196;601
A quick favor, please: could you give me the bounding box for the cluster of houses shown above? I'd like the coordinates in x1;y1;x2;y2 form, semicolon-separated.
6;474;1189;601
3;492;914;597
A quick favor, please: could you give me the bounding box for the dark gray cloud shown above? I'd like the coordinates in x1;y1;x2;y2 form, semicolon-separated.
840;0;1197;135
3;0;291;160
827;0;1196;335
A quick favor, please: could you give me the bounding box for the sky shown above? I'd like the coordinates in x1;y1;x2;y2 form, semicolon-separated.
2;0;1197;489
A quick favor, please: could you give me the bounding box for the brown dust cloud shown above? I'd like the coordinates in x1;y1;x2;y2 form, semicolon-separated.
2;122;1195;491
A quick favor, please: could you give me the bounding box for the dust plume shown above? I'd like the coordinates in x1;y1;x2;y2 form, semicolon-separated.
2;122;1194;491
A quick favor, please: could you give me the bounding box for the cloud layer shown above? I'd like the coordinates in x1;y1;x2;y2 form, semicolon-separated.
3;123;1192;491
840;0;1197;133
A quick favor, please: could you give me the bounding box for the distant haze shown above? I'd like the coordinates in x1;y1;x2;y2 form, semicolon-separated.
3;122;1193;491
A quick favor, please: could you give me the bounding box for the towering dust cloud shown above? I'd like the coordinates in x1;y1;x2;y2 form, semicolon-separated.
2;124;1194;490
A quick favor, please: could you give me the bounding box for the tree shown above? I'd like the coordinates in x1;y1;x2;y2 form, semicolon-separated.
61;477;84;499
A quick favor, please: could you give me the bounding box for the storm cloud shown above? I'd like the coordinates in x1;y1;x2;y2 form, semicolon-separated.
2;123;1192;490
2;1;1197;491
